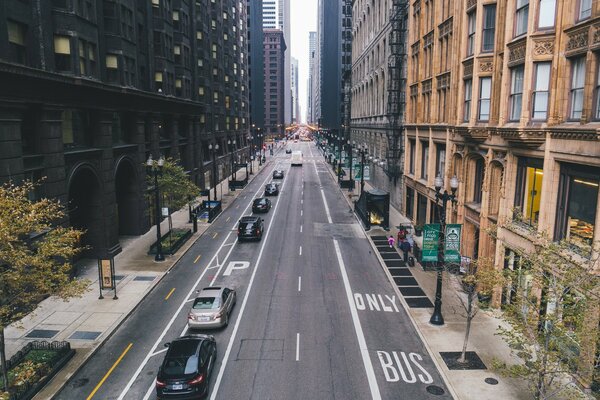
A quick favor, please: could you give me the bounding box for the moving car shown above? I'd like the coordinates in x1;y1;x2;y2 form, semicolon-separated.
237;216;264;241
252;197;272;213
285;148;292;154
264;183;279;196
272;169;284;179
187;287;237;330
291;151;303;166
156;334;217;399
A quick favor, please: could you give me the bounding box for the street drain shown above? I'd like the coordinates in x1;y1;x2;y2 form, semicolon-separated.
426;385;446;395
485;377;499;385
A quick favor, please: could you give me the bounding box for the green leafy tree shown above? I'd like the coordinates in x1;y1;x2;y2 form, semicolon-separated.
147;158;200;213
0;181;87;394
491;222;599;400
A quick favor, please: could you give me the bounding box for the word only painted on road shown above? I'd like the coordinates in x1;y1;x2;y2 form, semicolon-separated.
377;351;433;384
223;261;250;276
354;293;399;312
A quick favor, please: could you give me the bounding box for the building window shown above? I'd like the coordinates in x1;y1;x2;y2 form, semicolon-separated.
515;0;529;37
514;158;544;226
409;139;415;174
464;79;472;121
420;141;429;180
435;144;446;178
482;5;496;52
554;164;599;253
416;193;428;226
106;54;119;83
472;157;484;204
62;110;91;148
538;0;556;28
509;65;524;121
478;77;492;121
7;20;27;64
406;186;415;220
466;11;476;57
532;62;551;120
578;0;592;21
54;35;72;72
569;57;586;120
155;71;163;91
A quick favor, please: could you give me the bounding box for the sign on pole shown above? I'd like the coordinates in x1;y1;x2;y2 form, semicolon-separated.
444;224;462;262
422;224;440;262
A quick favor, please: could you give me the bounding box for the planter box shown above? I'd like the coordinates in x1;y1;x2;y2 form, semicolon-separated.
148;229;192;255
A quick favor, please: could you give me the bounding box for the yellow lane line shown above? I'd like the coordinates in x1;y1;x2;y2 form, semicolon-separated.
213;233;218;239
194;255;201;263
165;288;176;300
86;343;133;400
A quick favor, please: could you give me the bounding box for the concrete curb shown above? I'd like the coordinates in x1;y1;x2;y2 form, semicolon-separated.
319;153;460;400
42;159;273;400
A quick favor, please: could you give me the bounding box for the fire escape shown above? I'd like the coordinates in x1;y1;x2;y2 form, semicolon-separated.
385;0;408;183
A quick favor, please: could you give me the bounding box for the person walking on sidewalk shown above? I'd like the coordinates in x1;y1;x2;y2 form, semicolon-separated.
400;239;411;262
387;235;396;248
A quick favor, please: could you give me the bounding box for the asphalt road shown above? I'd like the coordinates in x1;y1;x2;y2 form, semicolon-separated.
55;141;452;400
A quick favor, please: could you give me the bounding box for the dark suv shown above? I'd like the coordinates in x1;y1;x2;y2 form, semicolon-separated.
156;334;217;399
264;183;279;196
237;216;264;241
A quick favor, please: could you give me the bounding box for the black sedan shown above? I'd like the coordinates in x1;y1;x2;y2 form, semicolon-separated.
252;197;272;213
156;334;217;399
272;169;284;179
285;149;292;154
264;183;279;196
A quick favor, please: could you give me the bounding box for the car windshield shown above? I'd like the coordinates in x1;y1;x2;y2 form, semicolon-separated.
193;297;221;309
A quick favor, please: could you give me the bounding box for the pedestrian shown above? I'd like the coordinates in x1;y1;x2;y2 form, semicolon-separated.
387;235;395;248
400;239;411;262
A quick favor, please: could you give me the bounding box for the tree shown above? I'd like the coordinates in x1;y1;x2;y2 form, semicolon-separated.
147;158;200;214
491;221;600;400
0;181;87;394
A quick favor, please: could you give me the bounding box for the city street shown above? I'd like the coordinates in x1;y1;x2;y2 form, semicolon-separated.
55;142;451;400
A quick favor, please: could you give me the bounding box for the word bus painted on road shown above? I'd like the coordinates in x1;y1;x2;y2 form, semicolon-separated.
377;351;433;384
354;293;399;312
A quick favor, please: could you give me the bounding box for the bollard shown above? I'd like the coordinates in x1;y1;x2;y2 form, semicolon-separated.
192;214;198;233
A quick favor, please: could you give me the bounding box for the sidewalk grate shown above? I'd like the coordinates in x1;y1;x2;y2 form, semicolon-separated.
371;235;388;240
385;260;405;268
440;351;487;370
399;287;427;297
394;277;419;286
69;331;101;340
26;329;59;339
114;275;126;281
404;297;434;308
133;276;156;281
381;253;402;260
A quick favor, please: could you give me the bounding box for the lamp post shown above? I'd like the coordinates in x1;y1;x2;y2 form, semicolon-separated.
258;132;263;165
429;174;460;326
247;134;254;174
356;143;368;195
348;139;354;192
337;134;342;183
228;138;236;181
208;143;219;201
146;154;165;262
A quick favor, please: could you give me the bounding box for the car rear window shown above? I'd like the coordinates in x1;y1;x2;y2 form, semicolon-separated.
162;354;199;377
193;297;221;309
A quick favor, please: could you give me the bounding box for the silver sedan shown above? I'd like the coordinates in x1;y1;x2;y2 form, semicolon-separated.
187;287;236;329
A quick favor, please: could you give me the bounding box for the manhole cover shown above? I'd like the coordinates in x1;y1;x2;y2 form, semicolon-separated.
485;377;499;385
426;385;446;395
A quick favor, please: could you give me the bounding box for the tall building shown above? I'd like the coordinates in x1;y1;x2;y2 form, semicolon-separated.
0;0;249;259
263;29;286;138
403;0;599;389
248;0;265;131
350;0;408;210
291;57;299;123
307;31;316;123
313;0;323;125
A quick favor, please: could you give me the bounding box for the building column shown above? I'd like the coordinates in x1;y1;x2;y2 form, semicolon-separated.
39;107;67;203
0;103;25;182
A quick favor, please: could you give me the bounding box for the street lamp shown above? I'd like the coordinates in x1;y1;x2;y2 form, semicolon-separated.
356;143;368;195
228;138;236;181
429;174;460;326
347;139;355;192
247;134;254;174
208;143;219;201
337;134;342;183
146;154;165;262
258;131;263;165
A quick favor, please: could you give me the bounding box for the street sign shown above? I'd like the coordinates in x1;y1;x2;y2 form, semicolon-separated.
353;165;371;180
444;224;462;262
422;224;440;262
161;207;169;217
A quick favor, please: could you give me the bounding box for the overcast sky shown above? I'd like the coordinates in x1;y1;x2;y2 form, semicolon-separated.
290;0;317;123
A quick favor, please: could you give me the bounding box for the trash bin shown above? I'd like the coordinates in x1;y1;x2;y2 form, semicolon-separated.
408;256;415;267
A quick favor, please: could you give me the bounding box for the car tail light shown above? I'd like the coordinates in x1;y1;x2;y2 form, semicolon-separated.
188;373;205;385
214;311;224;319
156;379;166;388
256;229;260;235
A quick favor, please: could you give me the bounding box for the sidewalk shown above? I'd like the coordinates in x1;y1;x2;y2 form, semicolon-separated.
3;155;273;400
323;159;531;399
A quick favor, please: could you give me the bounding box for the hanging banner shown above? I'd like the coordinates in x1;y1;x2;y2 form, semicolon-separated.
422;224;440;262
444;224;462;263
353;164;370;180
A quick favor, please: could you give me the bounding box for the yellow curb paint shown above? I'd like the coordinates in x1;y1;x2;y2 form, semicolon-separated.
165;288;176;300
86;343;133;400
194;255;201;263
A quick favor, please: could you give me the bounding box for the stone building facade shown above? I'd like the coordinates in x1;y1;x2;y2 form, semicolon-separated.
404;0;599;388
0;0;250;259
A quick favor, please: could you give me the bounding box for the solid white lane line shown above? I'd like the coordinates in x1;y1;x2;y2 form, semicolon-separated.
209;159;292;400
333;240;382;399
143;380;156;400
320;190;332;224
298;276;301;292
128;167;277;400
296;333;300;361
299;246;302;256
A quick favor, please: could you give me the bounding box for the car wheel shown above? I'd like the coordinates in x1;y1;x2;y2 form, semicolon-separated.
224;313;229;327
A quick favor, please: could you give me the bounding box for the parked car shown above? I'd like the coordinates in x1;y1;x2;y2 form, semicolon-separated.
264;183;279;196
272;169;284;179
188;287;237;330
285;148;292;154
156;334;217;399
252;197;272;213
237;216;264;241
